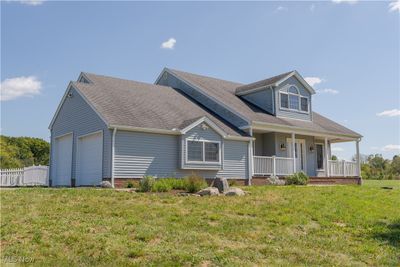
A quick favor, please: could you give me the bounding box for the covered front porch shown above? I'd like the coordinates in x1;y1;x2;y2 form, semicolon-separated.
249;130;361;179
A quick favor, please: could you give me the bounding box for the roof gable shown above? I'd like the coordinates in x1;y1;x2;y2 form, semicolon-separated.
180;116;227;137
236;71;316;96
48;80;108;130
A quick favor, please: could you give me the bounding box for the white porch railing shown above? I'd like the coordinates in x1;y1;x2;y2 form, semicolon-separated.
328;160;358;177
0;165;49;187
253;156;294;176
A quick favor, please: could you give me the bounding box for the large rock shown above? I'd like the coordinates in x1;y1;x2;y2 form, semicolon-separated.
224;187;246;196
100;181;113;188
197;187;220;196
267;176;285;185
211;177;230;193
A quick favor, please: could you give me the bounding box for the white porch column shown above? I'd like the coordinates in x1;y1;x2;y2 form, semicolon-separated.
356;139;361;177
291;132;296;173
324;137;329;177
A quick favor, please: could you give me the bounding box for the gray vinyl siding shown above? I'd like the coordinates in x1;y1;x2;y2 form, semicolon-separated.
241;88;274;114
114;131;181;178
157;72;249;129
114;130;249;179
50;86;111;182
218;140;248;179
275;76;312;121
182;123;223;169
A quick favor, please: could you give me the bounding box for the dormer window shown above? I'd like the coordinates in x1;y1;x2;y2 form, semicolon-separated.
280;85;309;113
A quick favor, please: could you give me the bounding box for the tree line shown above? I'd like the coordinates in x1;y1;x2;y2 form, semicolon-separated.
360;154;400;180
332;153;400;180
0;135;50;169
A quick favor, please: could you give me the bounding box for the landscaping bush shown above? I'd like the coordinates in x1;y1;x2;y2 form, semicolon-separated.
126;182;134;188
184;174;207;193
152;179;173;192
162;178;187;190
285;172;309;185
138;176;155;192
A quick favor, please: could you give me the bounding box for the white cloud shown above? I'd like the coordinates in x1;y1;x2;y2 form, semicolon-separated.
370;145;400;152
0;76;42;101
389;0;400;12
316;88;339;95
332;147;344;152
310;4;316;12
382;145;400;152
161;38;176;49
332;0;358;4
304;77;323;87
275;6;288;13
376;109;400;117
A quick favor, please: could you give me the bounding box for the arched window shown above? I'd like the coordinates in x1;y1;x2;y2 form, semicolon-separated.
280;85;309;112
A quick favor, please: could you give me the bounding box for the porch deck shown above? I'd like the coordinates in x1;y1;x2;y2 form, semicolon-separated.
251;175;362;186
253;156;359;177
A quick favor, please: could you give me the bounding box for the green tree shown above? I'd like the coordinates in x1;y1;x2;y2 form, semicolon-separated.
0;135;49;169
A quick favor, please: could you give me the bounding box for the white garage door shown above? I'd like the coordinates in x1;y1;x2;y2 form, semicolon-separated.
76;131;103;186
54;133;73;186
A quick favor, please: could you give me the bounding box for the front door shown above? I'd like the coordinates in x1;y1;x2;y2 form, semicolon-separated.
287;139;306;172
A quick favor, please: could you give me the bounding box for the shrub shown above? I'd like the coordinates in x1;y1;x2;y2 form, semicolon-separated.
285;172;309;185
166;178;187;190
138;176;155;192
126;182;134;188
184;173;207;193
152;179;173;192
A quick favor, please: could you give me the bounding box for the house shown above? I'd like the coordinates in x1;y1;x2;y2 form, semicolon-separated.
49;68;362;187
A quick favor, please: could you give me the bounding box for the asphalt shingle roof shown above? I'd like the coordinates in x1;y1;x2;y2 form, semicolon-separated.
71;70;361;138
167;69;361;138
73;73;245;137
235;71;293;95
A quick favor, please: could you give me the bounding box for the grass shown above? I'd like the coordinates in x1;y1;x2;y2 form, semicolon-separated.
1;180;399;266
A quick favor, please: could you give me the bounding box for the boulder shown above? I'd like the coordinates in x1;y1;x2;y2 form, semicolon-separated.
224;187;246;196
197;187;220;196
267;176;285;185
211;177;230;193
100;181;113;188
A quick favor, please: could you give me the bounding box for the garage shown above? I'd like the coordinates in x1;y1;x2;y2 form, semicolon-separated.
76;131;103;186
53;133;73;186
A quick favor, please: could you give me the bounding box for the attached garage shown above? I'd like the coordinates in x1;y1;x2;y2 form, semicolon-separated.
53;133;73;186
76;131;103;186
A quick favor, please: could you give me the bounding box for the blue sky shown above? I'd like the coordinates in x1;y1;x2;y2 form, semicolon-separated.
1;0;399;160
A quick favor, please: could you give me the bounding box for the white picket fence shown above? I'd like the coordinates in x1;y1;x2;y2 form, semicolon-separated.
0;165;49;187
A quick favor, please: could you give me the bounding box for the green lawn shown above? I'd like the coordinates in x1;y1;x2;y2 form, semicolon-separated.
1;180;399;266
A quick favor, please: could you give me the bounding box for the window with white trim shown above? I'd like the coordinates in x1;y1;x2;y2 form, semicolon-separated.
187;140;220;163
280;85;309;113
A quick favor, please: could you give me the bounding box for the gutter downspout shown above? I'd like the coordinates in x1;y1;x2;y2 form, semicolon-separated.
248;127;254;185
111;128;117;188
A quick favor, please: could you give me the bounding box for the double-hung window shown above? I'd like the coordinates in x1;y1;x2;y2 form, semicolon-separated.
187;140;220;163
280;85;309;113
